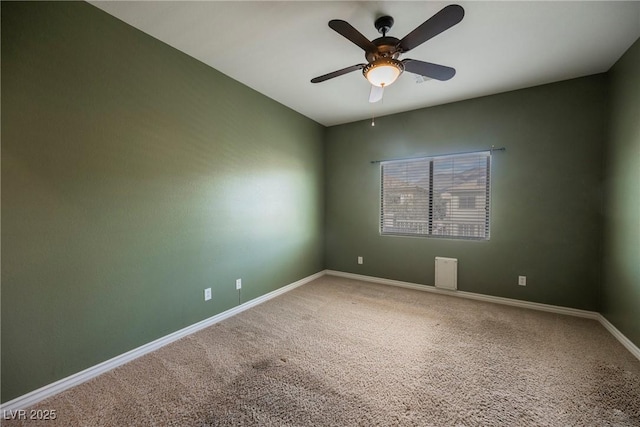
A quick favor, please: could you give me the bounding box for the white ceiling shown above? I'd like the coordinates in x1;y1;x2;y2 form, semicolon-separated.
91;1;640;127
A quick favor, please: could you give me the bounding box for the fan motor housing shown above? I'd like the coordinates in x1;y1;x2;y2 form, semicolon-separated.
365;37;401;62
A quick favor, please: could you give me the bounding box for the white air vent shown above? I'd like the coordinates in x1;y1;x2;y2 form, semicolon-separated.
435;257;458;290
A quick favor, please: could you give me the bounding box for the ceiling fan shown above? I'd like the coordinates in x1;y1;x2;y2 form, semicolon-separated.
311;4;464;103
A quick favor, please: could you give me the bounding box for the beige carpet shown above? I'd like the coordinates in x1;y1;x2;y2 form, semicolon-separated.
5;276;640;426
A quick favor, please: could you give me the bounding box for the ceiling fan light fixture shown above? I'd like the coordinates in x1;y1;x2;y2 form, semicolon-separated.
363;58;404;87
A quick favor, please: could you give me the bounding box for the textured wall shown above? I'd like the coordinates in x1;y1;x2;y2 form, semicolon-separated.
325;76;608;311
1;2;324;402
602;38;640;348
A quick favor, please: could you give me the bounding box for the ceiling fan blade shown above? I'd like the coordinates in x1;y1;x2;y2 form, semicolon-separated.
369;85;384;103
329;20;377;52
311;64;366;83
398;4;464;52
402;59;456;81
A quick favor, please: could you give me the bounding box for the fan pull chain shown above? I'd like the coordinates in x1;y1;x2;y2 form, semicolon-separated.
371;89;383;126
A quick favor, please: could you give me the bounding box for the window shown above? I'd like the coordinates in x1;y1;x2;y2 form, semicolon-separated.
458;193;476;209
380;151;491;240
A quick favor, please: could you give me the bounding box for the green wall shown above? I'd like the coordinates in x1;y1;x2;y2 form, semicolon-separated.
602;38;640;347
2;0;638;407
1;2;324;402
325;76;607;311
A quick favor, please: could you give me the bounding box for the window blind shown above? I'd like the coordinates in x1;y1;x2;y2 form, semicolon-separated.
380;151;491;240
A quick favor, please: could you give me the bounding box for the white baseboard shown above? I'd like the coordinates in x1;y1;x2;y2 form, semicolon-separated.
325;270;600;319
325;270;640;362
1;271;325;412
5;269;638;411
597;314;640;361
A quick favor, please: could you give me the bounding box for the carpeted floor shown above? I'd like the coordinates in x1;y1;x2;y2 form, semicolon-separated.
5;276;640;426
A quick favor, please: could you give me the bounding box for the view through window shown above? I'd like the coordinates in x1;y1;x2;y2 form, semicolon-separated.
380;151;491;240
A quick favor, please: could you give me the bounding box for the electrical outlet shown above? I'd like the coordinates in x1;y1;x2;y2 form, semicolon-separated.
518;276;527;286
236;279;242;290
358;256;363;265
204;288;212;301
